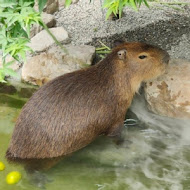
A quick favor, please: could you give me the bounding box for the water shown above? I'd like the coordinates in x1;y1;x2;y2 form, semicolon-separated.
0;90;190;190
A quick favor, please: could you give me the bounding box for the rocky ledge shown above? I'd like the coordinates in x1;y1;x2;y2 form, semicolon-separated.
145;59;190;119
2;0;190;119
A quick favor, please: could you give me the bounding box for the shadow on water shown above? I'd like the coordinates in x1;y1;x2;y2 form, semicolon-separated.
0;87;190;190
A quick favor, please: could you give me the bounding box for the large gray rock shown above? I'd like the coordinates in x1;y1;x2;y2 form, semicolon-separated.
22;45;95;86
43;0;59;14
34;0;59;14
29;27;69;52
30;13;56;38
144;59;190;119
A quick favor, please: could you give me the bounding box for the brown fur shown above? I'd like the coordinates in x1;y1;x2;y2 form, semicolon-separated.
6;42;169;170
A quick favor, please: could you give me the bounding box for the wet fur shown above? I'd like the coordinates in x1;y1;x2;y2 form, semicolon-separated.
6;42;169;169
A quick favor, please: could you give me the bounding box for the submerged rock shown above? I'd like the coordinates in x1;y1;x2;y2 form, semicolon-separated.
144;59;190;119
0;83;17;95
17;88;37;98
22;45;95;86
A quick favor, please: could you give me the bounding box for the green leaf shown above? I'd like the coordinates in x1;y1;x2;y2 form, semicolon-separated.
0;69;6;83
3;68;18;77
19;50;26;62
106;7;114;20
118;0;123;18
38;0;47;12
0;77;7;83
0;1;17;8
129;0;138;11
96;47;108;51
65;0;72;7
138;0;143;7
3;60;15;68
96;50;111;54
143;0;150;8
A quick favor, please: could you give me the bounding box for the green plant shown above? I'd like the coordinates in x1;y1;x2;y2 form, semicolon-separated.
102;0;190;20
65;0;72;7
96;41;111;59
0;0;41;82
103;0;150;19
0;0;66;83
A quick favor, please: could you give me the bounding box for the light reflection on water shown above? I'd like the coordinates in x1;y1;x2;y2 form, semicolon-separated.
0;93;190;190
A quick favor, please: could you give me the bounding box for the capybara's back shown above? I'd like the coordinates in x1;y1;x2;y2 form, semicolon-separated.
6;42;169;168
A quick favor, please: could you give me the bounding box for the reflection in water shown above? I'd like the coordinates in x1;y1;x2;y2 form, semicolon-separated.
0;93;190;190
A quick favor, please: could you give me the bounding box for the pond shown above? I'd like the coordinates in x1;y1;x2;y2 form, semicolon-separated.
0;87;190;190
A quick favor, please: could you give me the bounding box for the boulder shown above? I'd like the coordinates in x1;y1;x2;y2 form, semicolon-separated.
34;0;59;14
22;45;95;86
43;0;59;14
41;13;57;28
30;13;56;38
29;27;70;52
144;59;190;119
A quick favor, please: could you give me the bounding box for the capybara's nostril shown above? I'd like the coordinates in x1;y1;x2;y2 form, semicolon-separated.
163;52;170;64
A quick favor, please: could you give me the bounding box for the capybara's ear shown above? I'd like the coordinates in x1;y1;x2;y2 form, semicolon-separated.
117;49;127;60
113;39;125;47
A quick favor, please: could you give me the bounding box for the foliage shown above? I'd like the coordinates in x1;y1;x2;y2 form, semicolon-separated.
102;0;190;20
65;0;72;7
96;41;111;59
103;0;150;19
0;0;189;83
0;0;45;82
38;0;47;12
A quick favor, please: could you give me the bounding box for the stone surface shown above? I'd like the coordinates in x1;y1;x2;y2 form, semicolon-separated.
30;13;56;38
144;59;190;119
55;0;190;60
29;27;70;52
43;0;59;14
168;34;190;60
22;45;95;86
42;13;57;28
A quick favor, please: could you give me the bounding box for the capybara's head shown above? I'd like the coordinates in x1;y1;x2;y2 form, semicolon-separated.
111;42;170;81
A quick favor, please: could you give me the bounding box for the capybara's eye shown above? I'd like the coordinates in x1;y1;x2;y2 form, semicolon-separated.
139;55;147;59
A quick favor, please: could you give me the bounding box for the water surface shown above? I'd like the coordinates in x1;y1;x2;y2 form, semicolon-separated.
0;92;190;190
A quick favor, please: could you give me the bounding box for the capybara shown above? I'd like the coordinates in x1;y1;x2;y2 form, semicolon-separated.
6;42;170;171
